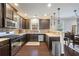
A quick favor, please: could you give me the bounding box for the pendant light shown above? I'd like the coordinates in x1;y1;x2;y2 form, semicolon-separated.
74;10;78;17
57;8;60;24
53;12;56;26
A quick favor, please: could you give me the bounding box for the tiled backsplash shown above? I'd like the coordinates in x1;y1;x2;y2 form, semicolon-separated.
0;28;51;34
0;28;14;32
0;28;19;34
0;28;30;34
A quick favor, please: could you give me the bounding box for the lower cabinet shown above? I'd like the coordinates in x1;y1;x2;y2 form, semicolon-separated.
11;38;21;56
45;35;61;56
27;34;44;42
31;34;38;41
0;44;10;56
20;34;28;46
0;34;28;56
11;34;27;56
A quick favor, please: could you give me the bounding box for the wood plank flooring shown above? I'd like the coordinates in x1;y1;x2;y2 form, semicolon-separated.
16;42;50;56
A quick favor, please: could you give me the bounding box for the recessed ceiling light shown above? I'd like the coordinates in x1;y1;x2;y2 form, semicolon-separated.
47;3;51;7
14;3;19;6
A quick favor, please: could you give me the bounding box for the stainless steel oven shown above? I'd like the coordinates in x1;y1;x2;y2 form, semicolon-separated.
11;38;21;56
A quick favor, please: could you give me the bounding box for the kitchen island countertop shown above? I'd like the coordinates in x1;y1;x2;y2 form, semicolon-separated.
0;38;9;42
45;32;60;37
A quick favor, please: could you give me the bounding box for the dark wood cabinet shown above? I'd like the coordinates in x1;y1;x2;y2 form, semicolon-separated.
11;34;28;56
0;3;17;28
0;4;2;27
28;34;38;41
39;19;50;29
19;17;27;29
22;19;26;29
27;34;45;42
0;3;27;29
0;44;10;56
45;35;52;50
19;17;22;29
5;4;18;28
26;19;30;29
6;4;14;20
0;3;5;28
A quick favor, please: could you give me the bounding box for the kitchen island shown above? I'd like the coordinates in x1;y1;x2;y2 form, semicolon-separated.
45;32;61;56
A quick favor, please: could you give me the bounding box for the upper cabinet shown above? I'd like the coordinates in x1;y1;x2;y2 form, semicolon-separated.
0;4;2;27
39;19;50;29
26;19;30;29
0;3;27;29
22;19;26;29
6;4;14;20
0;3;17;28
5;4;18;28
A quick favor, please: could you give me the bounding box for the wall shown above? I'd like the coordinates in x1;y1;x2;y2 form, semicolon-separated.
60;17;77;32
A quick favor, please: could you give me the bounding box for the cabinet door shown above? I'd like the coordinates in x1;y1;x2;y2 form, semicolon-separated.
39;19;50;29
0;3;4;28
29;34;38;41
6;4;13;20
11;39;21;56
0;44;10;56
22;19;26;29
0;4;2;27
26;19;30;29
19;17;22;28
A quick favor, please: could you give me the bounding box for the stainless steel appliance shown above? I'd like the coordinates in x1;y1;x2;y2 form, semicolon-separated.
0;35;21;56
5;18;17;28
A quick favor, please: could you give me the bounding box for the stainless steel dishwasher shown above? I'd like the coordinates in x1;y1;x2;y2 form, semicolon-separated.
52;41;61;56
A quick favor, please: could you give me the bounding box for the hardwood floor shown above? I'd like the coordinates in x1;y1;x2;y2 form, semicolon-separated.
16;42;50;56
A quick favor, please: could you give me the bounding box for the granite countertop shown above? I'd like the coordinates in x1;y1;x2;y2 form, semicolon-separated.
66;43;79;53
26;32;44;34
0;38;9;42
45;32;60;37
15;33;26;36
0;38;9;46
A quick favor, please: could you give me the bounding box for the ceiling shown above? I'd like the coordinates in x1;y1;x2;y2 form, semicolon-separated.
17;3;79;18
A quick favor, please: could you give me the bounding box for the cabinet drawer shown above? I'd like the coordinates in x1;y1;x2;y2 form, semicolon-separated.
0;44;10;56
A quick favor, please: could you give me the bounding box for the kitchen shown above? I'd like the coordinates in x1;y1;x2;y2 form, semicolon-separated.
0;3;79;56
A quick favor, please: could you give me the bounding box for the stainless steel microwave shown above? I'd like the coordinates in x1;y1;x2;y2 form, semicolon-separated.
5;18;17;28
